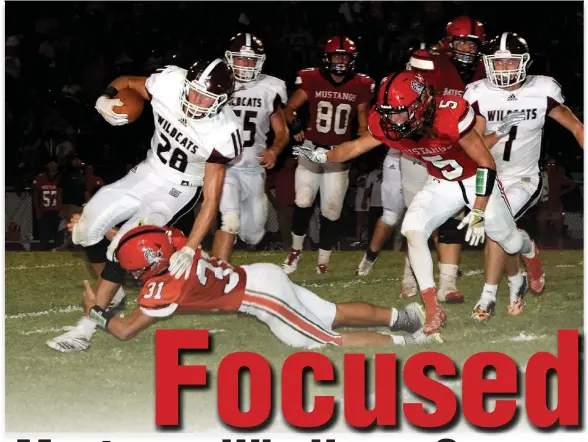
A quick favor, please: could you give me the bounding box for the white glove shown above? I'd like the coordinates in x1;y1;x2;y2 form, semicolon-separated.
457;208;486;247
495;111;526;138
95;95;128;126
169;246;196;280
292;144;329;164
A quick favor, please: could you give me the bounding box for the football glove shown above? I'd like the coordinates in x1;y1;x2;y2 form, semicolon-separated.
495;111;526;138
95;95;128;126
292;145;329;164
457;208;485;247
169;246;196;280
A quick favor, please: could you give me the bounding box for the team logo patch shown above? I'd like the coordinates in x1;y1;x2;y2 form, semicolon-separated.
411;80;425;95
142;247;164;266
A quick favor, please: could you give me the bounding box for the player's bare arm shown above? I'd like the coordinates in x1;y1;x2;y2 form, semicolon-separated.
458;127;496;211
284;89;308;123
185;162;226;250
549;104;584;149
260;108;290;169
108;76;151;101
327;131;381;163
356;102;370;136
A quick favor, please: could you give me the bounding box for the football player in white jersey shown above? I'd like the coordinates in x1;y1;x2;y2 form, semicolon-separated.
463;32;584;319
47;58;244;352
212;33;290;262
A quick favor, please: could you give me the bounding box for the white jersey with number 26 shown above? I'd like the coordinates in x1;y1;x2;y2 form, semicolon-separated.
464;75;564;180
145;65;244;186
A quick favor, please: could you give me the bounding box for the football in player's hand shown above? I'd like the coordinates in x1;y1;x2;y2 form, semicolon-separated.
114;88;144;123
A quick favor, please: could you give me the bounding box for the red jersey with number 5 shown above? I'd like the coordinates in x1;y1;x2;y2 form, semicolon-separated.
295;68;375;146
368;95;477;181
33;173;61;213
138;245;247;318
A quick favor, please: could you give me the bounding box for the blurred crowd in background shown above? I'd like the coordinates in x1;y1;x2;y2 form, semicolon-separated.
5;1;584;250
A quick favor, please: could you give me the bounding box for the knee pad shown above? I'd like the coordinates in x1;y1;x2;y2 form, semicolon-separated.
295;187;315;208
221;212;240;235
319;215;339;250
499;229;523;255
240;228;266;246
381;209;399;228
101;260;125;285
438;217;464;244
85;238;109;264
321;199;344;221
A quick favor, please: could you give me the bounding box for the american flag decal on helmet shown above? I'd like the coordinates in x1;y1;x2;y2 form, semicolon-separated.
411;79;424;94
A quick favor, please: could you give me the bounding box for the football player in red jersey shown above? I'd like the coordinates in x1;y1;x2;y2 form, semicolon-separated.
79;225;442;347
282;36;375;274
294;71;543;334
33;158;62;250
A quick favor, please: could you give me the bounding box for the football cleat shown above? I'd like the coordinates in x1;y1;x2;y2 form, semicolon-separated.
392;302;425;333
472;297;496;322
405;329;444;345
357;253;377;276
421;288;447;334
507;273;528;316
522;241;545;294
282;249;302;275
46;327;92;353
316;264;328;274
438;273;464;303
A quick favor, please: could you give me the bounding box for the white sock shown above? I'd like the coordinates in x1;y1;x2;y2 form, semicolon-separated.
76;317;96;339
318;248;332;265
389;308;399;327
439;263;459;278
407;231;435;290
508;272;523;288
403;256;414;280
291;233;305;251
392;335;406;345
482;283;498;302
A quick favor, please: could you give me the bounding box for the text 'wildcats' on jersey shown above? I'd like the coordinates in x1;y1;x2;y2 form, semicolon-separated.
138;247;247;317
145;65;244;186
228;74;288;169
464;75;565;178
368;95;477;181
408;49;485;96
295;68;375;146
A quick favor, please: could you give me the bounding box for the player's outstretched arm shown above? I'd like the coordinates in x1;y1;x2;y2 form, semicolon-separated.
549;104;584;149
327;131;381;163
108;76;150;101
95;76;149;126
284;89;308;124
356;102;370;137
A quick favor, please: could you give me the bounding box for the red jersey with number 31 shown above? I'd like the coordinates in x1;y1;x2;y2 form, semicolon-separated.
137;239;246;318
368;95;477;181
295;68;375;146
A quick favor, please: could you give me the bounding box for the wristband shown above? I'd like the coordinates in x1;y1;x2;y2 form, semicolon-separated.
475;167;497;197
89;305;114;329
291;118;304;135
102;86;119;99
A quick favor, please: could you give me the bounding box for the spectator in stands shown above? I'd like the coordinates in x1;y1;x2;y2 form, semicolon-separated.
33;157;62;250
538;158;577;248
266;156;297;250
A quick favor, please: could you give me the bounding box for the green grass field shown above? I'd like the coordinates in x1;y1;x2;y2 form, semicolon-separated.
5;249;583;432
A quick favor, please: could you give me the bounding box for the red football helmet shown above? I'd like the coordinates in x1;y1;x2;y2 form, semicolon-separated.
443;16;486;66
115;225;178;282
375;71;434;141
322;36;358;76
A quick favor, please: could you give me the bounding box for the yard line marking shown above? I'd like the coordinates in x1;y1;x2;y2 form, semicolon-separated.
6;262;86;271
20;326;73;336
5;262;582;320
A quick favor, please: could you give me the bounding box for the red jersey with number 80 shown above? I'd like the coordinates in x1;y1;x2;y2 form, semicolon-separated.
368;95;477;181
138;243;246;318
295;68;374;146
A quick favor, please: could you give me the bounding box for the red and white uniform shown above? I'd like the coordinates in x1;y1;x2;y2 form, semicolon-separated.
464;75;564;219
293;68;374;219
368;96;519;250
33;173;61;214
139;238;341;349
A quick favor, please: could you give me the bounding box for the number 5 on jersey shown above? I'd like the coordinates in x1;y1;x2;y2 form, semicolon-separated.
422;155;464;180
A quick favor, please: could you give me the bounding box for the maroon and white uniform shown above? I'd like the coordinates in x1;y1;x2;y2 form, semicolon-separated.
369;95;519;249
33;173;61;214
294;68;374;219
74;64;243;252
